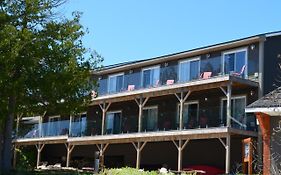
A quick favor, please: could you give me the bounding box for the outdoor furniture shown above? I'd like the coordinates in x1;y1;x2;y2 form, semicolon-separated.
166;79;174;85
200;72;212;79
127;84;135;91
232;65;246;77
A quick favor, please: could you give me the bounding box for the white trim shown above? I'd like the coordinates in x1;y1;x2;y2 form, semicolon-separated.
178;57;200;82
220;95;247;125
143;105;158;110
108;73;124;93
245;107;281;116
141;65;160;87
48;115;60;121
106;110;122;115
176;101;200;125
222;47;248;78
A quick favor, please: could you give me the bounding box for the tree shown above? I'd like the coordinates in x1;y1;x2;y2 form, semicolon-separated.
0;0;102;172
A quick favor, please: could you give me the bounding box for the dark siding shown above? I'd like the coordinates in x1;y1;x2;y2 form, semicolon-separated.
264;35;281;94
270;116;281;174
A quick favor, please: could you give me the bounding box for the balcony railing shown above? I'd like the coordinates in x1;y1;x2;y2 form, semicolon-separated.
97;55;258;97
17;107;257;139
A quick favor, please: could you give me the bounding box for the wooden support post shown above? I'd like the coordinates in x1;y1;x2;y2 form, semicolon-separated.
39;111;47;137
132;141;147;169
218;136;231;174
225;135;231;174
256;113;271;175
175;91;191;130
99;102;111;135
172;139;189;172
226;83;232;127
69;115;73;136
15;114;22;138
135;96;149;132
65;144;75;167
35;144;45;169
13;145;18;169
96;143;109;170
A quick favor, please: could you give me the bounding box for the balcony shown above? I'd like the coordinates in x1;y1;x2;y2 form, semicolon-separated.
97;54;259;97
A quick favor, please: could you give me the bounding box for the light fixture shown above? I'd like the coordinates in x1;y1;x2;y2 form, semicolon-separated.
165;62;169;67
204;97;208;101
206;54;210;58
250;44;255;50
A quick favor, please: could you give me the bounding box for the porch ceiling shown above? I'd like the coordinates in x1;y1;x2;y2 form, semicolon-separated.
90;75;259;105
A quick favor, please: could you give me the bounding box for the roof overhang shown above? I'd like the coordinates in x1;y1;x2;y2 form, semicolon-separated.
96;36;264;75
245;107;281;116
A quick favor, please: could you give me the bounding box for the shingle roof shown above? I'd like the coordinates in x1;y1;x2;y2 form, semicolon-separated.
99;30;281;71
247;87;281;109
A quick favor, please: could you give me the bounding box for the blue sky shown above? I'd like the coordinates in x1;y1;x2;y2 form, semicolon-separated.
62;0;281;66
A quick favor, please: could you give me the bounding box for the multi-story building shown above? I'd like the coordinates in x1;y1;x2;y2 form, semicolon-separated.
13;31;281;174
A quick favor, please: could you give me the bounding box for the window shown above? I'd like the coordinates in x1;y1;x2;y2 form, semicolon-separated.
221;96;246;129
47;116;60;136
143;106;158;131
177;101;199;129
108;73;124;93
106;111;122;134
70;113;86;137
223;49;247;77
179;58;200;82
142;66;160;88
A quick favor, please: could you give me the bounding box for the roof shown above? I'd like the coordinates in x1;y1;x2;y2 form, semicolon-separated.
246;87;281;116
95;30;281;75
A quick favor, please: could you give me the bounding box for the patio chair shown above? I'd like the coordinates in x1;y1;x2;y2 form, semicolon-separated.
127;84;135;91
201;72;212;79
166;79;174;85
232;65;246;77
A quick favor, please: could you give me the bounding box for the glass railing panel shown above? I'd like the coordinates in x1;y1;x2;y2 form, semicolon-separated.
97;78;107;96
160;63;178;86
69;118;87;137
18;123;39;139
41;120;69;137
200;56;222;77
124;71;141;91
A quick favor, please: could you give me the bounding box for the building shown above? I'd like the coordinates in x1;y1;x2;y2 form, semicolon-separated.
246;87;281;175
13;31;281;174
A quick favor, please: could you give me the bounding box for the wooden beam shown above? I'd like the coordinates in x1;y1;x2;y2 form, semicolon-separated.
35;144;45;169
132;142;147;169
172;139;189;172
218;138;226;149
225;134;231;174
99;102;111;135
65;144;75;167
226;83;232;127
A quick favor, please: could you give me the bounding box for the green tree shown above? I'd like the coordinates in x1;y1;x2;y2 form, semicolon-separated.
0;0;102;172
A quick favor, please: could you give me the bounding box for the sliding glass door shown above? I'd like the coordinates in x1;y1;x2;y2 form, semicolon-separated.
106;111;122;134
179;58;200;83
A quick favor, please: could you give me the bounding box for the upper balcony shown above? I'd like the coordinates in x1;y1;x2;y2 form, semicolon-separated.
97;47;259;99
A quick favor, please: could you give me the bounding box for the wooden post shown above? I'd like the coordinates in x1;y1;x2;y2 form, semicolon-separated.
69;115;73;136
99;102;111;135
135;97;149;132
13;145;17;169
39;112;47;137
256;113;271;175
96;143;109;170
225;134;231;174
218;137;231;174
226;83;232;127
35;144;45;169
132;141;147;169
65;144;75;167
172;139;189;172
175;91;191;130
15;114;22;138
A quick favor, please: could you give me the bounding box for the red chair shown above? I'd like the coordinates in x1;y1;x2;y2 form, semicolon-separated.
166;79;174;85
127;85;135;91
200;72;212;79
232;65;246;77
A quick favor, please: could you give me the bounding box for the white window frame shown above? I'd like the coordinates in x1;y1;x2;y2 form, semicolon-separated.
176;101;199;125
69;112;87;136
141;65;160;87
178;57;200;82
106;110;122;134
222;48;248;78
220;95;247;125
143;105;158;130
107;72;124;93
48;115;61;136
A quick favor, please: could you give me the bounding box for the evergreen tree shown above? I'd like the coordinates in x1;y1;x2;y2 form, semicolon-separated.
0;0;102;172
